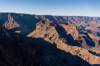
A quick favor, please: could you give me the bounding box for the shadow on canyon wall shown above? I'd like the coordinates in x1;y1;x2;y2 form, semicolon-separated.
0;25;99;66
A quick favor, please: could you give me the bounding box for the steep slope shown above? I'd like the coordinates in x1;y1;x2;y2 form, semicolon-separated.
27;19;100;64
27;19;59;44
0;25;94;66
4;14;20;30
0;13;100;65
0;13;40;35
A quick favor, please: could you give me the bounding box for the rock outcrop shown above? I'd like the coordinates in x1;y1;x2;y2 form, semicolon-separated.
0;13;100;65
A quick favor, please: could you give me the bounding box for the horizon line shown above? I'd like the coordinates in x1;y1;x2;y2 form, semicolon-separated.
0;12;100;17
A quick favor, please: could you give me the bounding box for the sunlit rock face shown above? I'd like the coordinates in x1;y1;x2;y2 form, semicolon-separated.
0;13;100;65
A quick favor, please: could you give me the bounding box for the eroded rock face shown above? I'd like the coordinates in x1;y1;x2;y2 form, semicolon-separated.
0;26;93;66
27;19;59;44
26;18;100;64
4;14;20;30
0;13;100;65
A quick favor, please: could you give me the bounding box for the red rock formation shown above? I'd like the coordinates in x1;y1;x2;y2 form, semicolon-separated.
0;13;100;65
3;14;20;30
27;19;100;64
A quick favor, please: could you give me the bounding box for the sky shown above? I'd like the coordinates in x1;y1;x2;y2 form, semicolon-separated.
0;0;100;16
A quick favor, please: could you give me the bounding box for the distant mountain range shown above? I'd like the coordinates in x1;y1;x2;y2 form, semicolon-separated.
0;13;100;66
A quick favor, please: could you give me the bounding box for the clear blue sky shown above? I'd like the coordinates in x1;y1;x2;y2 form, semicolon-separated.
0;0;100;16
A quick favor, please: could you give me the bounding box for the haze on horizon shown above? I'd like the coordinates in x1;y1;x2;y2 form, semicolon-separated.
0;0;100;17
